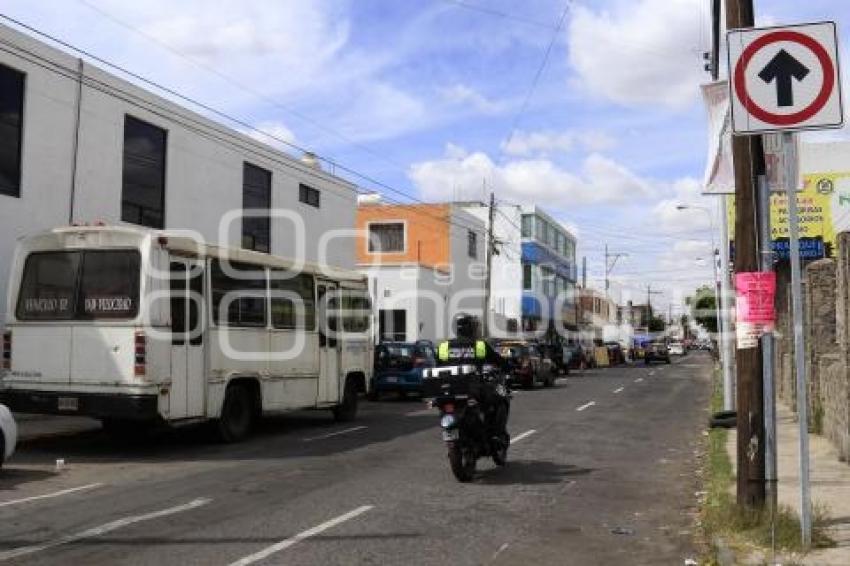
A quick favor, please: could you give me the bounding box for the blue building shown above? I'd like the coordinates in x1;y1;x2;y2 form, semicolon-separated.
519;206;578;333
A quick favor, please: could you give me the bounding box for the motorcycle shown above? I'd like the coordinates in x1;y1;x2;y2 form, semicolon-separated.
426;365;511;482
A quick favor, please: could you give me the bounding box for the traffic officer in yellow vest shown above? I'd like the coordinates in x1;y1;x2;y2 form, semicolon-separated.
436;316;504;370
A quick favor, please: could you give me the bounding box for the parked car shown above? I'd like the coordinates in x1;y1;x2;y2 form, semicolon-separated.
645;341;671;365
540;343;570;375
370;341;437;400
604;342;626;365
0;404;17;469
499;341;555;388
669;341;686;356
565;342;596;370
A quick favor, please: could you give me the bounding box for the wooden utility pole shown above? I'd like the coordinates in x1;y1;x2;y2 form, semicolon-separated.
482;192;496;338
727;0;766;507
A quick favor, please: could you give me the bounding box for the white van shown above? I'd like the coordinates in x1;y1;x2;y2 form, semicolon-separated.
0;226;372;441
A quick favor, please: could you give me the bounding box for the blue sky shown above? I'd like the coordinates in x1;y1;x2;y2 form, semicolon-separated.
3;0;849;311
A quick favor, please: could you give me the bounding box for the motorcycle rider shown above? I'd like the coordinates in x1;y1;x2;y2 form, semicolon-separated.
436;316;510;443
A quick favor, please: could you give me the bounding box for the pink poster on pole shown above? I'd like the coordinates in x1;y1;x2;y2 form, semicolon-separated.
735;272;777;324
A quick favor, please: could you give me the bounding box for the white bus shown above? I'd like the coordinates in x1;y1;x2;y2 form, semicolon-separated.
0;226;373;441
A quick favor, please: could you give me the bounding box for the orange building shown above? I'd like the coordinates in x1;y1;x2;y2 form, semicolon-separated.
356;201;486;342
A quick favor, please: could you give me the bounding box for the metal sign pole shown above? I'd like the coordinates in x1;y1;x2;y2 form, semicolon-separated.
719;197;735;411
758;174;777;513
784;131;811;547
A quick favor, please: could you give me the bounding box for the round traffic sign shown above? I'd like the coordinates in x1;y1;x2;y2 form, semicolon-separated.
733;30;835;126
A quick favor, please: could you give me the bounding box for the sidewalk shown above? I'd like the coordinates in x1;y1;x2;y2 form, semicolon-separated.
726;404;850;564
14;413;101;442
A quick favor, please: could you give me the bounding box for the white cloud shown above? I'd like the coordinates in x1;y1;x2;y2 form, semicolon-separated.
409;145;655;205
501;129;617;157
567;0;707;108
242;121;297;152
437;84;507;115
652;177;718;234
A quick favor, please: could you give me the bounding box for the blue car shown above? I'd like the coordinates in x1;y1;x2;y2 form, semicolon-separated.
369;341;437;400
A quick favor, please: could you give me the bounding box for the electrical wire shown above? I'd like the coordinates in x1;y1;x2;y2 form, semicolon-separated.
502;0;572;151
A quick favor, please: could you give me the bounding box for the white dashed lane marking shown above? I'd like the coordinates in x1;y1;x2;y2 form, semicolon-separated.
511;429;537;444
0;483;104;509
576;401;596;412
302;426;367;442
0;498;212;561
228;505;374;566
613;387;624;394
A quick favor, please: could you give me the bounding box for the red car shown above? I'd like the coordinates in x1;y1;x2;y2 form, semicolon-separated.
499;341;555;388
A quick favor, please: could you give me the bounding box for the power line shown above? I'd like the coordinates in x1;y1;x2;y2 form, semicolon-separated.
502;0;572;151
0;13;491;239
436;0;560;30
73;0;416;182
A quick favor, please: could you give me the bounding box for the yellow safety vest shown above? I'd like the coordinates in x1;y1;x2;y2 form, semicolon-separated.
438;341;450;362
475;340;486;359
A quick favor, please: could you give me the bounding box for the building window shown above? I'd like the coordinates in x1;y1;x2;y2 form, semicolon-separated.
0;64;24;198
242;162;271;253
368;222;405;253
379;309;406;341
467;230;478;259
522;263;532;290
299;183;320;208
122;116;167;228
521;214;533;238
535;217;545;242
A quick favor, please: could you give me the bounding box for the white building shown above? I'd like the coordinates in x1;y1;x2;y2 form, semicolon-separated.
460;203;578;338
0;23;359;323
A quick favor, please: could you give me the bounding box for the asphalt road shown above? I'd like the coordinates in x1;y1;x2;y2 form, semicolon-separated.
0;353;712;566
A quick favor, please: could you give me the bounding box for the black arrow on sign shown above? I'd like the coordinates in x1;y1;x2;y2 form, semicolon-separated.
758;49;810;107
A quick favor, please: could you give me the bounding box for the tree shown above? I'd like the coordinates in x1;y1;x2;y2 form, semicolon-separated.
648;316;666;333
687;285;717;334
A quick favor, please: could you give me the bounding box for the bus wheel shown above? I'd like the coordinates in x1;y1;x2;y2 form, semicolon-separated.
333;378;358;422
217;385;253;443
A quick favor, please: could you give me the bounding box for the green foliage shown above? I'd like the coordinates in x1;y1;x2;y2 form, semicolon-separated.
648;315;666;332
690;285;718;334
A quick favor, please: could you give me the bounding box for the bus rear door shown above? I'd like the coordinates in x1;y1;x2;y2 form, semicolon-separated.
169;259;206;418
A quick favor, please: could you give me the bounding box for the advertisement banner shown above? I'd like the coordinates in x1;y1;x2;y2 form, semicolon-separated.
702;81;735;194
735;271;776;349
727;170;850;260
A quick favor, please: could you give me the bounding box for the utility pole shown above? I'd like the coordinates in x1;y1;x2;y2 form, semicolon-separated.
727;0;766;508
604;244;628;301
646;284;662;325
482;191;496;338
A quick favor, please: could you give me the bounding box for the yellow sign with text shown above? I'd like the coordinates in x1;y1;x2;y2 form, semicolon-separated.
727;171;850;259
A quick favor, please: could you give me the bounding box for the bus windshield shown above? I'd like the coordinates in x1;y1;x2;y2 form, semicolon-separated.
16;250;141;321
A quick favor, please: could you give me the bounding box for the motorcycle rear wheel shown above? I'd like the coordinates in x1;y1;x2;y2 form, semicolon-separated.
448;443;476;482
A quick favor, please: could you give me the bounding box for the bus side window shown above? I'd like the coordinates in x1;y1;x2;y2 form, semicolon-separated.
317;285;327;348
189;265;204;346
170;262;187;345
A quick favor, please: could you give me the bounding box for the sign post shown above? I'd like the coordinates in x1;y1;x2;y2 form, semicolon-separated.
728;20;843;547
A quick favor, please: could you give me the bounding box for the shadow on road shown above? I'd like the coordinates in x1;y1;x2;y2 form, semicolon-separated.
9;400;435;468
0;467;55;491
476;459;593;485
